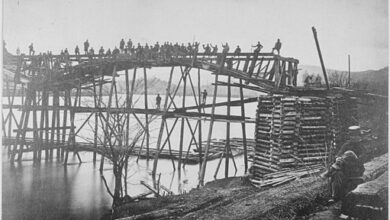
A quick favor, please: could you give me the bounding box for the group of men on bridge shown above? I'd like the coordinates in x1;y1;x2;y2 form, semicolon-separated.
16;38;282;61
29;38;280;59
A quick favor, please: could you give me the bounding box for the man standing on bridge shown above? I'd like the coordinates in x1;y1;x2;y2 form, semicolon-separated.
202;89;208;105
99;46;105;56
211;45;218;55
75;45;80;56
156;94;162;110
252;41;263;54
222;42;230;54
84;40;89;55
234;46;241;56
29;43;35;55
127;39;133;52
120;38;125;53
272;39;282;55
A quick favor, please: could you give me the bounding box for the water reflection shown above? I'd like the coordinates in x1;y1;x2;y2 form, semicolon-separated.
3;146;247;220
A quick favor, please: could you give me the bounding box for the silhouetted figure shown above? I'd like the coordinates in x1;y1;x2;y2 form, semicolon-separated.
75;46;80;56
252;41;263;54
16;47;20;56
202;89;208;105
64;48;69;55
29;43;35;55
84;40;89;54
234;46;241;56
211;45;218;55
127;39;133;52
304;75;313;88
193;42;200;53
112;47;120;57
106;48;112;56
99;46;105;55
272;39;282;55
222;42;229;54
203;44;211;55
120;39;125;52
156;94;162;110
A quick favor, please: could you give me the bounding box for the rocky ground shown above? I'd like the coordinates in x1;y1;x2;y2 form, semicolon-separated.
114;150;387;220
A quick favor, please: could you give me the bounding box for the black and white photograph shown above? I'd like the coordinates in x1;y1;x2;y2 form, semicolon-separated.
1;0;389;219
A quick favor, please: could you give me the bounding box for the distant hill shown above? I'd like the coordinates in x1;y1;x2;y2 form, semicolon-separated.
299;65;388;95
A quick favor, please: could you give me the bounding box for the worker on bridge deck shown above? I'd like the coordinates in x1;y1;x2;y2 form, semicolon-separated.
203;44;211;55
75;45;80;56
202;89;208;105
106;48;112;56
120;38;125;53
222;42;230;54
187;43;193;55
234;46;241;56
272;39;282;55
84;40;89;55
156;94;162;110
211;45;218;55
99;46;105;56
29;43;35;55
112;47;120;57
127;39;133;52
252;41;263;54
193;42;200;54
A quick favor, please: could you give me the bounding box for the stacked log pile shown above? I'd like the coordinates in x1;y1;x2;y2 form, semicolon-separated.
251;94;357;185
250;164;323;187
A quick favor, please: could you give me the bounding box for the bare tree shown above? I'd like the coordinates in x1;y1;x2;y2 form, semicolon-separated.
328;70;348;87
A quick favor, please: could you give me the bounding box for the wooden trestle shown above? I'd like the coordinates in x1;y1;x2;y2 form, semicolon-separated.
2;50;299;185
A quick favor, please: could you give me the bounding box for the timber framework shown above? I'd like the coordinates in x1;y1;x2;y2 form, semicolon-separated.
2;48;300;185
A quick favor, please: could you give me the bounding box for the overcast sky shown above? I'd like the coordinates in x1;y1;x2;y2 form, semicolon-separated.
3;0;388;71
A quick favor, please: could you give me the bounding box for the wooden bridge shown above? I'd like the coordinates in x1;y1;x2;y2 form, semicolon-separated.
2;48;299;185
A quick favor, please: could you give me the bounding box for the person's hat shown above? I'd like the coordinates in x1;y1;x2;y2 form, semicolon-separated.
342;150;358;159
348;125;361;138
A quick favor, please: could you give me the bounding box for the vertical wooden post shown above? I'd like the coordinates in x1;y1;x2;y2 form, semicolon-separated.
143;67;150;160
274;57;281;89
125;69;130;147
152;66;174;176
44;91;50;160
348;55;351;88
16;87;32;161
199;52;227;186
6;80;12;140
61;90;68;159
55;91;61;159
100;64;117;171
225;74;231;178
50;91;57;159
39;89;47;161
197;68;202;169
178;66;188;171
32;90;38;163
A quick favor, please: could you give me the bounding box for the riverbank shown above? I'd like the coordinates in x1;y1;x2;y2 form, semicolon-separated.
114;141;388;220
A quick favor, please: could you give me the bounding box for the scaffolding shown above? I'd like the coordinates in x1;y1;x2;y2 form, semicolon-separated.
2;49;300;185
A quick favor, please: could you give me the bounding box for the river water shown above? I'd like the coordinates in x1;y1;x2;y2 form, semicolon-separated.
2;94;258;220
